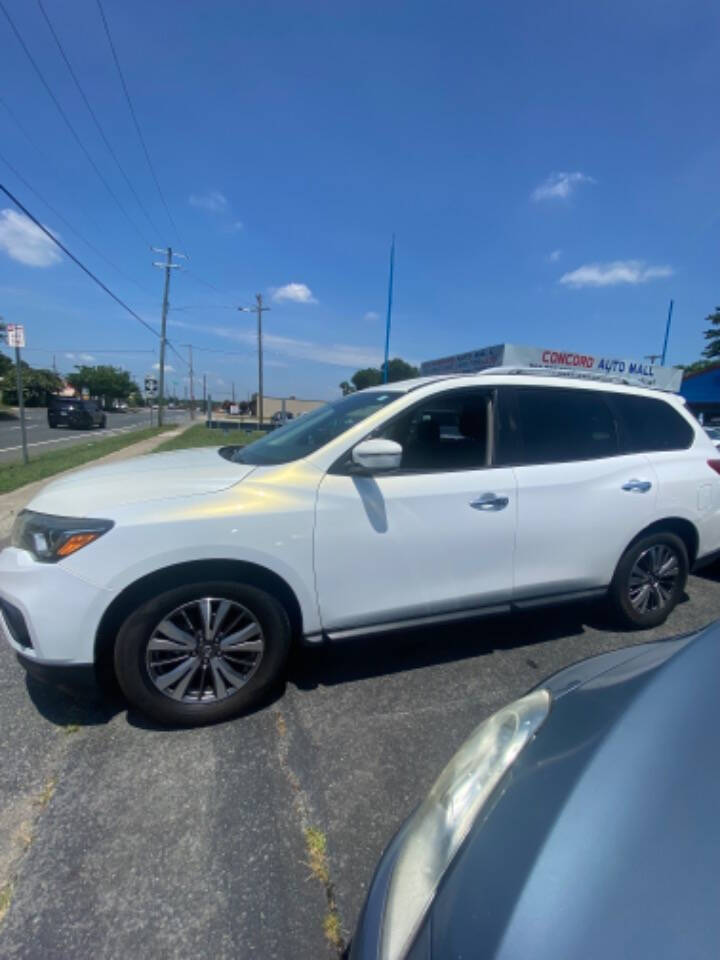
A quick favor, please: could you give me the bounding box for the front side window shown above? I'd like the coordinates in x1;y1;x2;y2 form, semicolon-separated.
232;390;401;465
377;389;491;471
513;387;619;464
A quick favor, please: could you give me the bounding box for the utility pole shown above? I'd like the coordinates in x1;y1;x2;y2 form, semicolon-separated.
186;344;195;420
202;373;207;406
232;381;236;404
152;247;183;426
239;294;270;427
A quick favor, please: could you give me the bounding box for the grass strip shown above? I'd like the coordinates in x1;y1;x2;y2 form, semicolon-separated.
0;426;175;495
152;424;262;452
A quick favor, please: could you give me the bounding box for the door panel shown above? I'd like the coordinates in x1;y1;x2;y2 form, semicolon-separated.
314;468;517;631
513;454;658;597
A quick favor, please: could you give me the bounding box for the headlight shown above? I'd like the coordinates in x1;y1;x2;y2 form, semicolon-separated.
381;688;551;960
11;510;114;563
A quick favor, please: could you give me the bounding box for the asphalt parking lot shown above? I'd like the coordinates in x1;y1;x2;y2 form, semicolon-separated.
1;568;719;959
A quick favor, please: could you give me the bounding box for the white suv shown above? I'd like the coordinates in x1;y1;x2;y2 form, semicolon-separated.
1;372;718;725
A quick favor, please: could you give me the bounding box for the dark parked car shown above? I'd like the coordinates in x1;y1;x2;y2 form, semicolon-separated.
351;623;720;960
47;396;107;430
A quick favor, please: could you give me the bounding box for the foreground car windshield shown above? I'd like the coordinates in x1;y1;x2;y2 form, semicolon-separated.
232;391;400;465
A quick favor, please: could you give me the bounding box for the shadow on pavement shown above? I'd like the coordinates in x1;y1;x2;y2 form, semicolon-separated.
25;675;119;727
289;601;603;691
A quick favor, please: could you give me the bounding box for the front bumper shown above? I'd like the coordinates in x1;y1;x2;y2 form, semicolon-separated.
16;651;99;694
0;546;112;664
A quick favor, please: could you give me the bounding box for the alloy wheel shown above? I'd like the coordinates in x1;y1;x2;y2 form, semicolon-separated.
628;544;680;615
145;597;265;702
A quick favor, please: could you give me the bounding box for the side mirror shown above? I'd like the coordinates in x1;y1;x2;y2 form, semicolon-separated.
351;438;402;472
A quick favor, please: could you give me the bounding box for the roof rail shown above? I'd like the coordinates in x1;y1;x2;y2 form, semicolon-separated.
477;365;674;392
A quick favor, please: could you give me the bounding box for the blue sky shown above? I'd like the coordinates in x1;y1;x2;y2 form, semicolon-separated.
1;0;718;400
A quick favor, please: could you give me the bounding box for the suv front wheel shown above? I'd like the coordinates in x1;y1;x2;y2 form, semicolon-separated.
114;580;291;725
609;532;688;629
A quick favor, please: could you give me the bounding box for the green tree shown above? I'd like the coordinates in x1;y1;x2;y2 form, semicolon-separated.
66;365;139;409
702;307;720;359
351;367;384;391
382;357;420;382
1;362;63;407
341;357;419;394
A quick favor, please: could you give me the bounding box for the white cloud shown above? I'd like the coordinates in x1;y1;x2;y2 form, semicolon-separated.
272;282;317;304
532;172;595;202
226;220;244;233
169;317;381;368
189;190;228;213
0;209;61;267
152;362;175;371
559;260;674;288
363;310;380;322
547;249;562;262
65;352;96;362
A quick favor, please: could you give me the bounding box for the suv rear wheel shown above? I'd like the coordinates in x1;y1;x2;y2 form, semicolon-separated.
609;532;688;629
114;580;291;725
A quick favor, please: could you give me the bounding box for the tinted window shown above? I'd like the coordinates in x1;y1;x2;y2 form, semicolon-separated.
514;387;619;464
379;390;490;471
613;394;693;452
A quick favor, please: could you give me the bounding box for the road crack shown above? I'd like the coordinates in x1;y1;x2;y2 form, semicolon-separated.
273;710;346;957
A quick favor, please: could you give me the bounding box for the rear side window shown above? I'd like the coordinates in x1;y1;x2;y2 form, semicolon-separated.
612;394;693;452
513;387;619;464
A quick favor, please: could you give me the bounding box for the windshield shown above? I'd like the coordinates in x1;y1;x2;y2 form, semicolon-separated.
232;391;401;465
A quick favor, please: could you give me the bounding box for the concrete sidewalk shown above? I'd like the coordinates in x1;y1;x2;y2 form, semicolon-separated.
0;422;193;540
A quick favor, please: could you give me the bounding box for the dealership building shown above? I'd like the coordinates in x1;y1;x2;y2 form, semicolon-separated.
420;343;684;392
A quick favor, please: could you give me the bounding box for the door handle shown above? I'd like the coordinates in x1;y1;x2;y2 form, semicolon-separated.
622;479;652;493
470;492;509;511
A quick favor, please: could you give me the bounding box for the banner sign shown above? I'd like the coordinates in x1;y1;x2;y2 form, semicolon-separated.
421;343;683;392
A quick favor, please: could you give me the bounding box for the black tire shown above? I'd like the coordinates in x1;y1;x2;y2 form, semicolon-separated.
113;580;291;725
48;420;56;429
609;532;688;629
100;415;107;428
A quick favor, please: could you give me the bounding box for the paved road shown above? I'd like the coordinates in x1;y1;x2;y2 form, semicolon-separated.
0;409;187;464
1;568;719;958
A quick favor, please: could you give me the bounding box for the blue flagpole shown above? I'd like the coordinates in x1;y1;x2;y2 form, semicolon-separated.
383;234;395;383
661;299;673;366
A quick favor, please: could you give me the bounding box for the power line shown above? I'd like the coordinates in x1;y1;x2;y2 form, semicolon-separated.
37;0;164;241
0;94;49;160
0;0;151;247
0;148;155;298
95;0;184;248
0;182;160;339
182;269;232;297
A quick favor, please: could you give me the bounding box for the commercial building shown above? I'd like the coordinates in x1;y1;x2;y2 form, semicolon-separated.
250;394;324;418
420;343;683;392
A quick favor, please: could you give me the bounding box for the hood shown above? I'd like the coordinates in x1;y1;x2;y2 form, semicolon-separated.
28;447;255;517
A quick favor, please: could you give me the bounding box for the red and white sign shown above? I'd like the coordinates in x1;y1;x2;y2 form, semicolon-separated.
421;342;683;392
6;324;25;349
